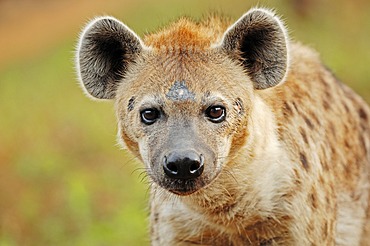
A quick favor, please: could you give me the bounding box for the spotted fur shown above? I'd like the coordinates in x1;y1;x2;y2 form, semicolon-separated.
76;8;370;245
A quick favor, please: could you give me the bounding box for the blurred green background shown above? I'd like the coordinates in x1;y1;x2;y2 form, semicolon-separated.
0;0;369;245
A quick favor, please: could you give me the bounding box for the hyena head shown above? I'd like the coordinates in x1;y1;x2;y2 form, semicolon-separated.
76;8;288;195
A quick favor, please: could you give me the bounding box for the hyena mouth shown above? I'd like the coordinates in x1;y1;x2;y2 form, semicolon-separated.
165;178;208;196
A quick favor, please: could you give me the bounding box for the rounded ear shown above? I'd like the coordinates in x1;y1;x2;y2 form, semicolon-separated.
219;8;289;90
76;16;144;99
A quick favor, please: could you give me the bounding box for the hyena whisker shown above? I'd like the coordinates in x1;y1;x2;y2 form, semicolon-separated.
222;169;239;185
139;171;150;184
131;166;147;176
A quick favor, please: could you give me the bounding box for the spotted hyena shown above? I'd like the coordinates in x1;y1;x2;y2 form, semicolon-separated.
75;8;370;245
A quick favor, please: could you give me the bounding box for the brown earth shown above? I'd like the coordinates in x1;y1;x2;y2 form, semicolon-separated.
0;0;133;70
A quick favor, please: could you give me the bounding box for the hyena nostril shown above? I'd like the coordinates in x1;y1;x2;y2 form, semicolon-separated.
190;163;200;173
190;154;204;174
163;152;204;180
167;162;178;174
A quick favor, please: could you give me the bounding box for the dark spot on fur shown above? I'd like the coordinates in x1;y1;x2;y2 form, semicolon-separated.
321;78;329;89
310;189;318;209
128;96;135;111
320;147;329;171
323;221;328;237
328;122;336;138
303;115;314;129
283;101;293;116
234;98;244;114
293;168;302;186
321;159;329;171
344;139;350;149
359;108;368;121
330;146;336;156
344;162;352;175
153;212;159;223
319;174;325;184
322;99;330;110
300;152;309;170
324;90;332;101
309;111;321;126
325;195;331;209
300;127;308;144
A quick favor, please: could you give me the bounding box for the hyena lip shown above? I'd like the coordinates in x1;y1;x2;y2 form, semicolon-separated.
169;188;198;196
161;178;208;196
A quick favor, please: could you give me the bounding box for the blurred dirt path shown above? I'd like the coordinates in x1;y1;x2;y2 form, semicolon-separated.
0;0;131;70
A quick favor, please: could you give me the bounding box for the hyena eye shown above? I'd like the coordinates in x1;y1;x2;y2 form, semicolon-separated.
140;108;160;125
205;105;226;123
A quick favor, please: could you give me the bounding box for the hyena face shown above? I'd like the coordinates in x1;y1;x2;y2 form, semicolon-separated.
76;9;288;195
114;50;254;195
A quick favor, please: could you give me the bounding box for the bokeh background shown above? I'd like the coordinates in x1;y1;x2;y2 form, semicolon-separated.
0;0;369;245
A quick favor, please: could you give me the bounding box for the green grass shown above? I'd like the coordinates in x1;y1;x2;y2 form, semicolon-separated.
0;40;148;245
0;0;370;245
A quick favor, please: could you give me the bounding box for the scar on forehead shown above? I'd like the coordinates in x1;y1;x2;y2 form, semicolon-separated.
166;81;195;101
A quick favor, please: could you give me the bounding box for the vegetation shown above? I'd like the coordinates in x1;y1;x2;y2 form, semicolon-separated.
0;0;369;245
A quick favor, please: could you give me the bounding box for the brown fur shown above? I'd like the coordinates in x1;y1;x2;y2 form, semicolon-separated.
145;17;229;50
76;8;370;245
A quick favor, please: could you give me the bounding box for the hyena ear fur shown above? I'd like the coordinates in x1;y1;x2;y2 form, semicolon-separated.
220;8;289;90
76;16;144;99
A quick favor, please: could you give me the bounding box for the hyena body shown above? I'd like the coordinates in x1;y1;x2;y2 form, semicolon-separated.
76;8;370;245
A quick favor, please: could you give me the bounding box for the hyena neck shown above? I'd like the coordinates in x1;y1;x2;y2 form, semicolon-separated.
182;95;294;226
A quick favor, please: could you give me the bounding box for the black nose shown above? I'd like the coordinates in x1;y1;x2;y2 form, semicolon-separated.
163;151;204;180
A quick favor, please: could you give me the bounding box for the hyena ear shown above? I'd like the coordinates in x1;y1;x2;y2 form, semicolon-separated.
219;8;289;90
76;16;143;99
